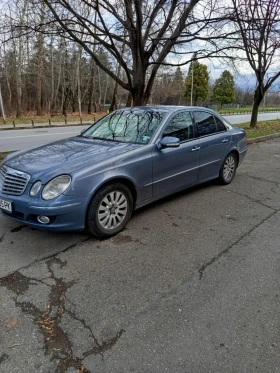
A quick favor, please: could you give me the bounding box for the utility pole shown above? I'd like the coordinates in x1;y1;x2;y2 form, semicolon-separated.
191;61;194;106
190;53;197;106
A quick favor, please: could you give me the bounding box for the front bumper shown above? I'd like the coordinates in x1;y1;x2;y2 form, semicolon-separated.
0;192;91;231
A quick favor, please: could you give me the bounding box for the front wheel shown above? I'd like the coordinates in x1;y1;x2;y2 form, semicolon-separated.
86;183;133;238
219;153;237;185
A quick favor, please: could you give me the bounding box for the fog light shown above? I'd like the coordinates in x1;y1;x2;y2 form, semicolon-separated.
37;215;50;224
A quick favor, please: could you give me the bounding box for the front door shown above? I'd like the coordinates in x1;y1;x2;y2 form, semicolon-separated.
152;111;200;197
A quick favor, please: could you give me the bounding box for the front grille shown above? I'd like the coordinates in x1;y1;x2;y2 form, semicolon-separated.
0;165;31;196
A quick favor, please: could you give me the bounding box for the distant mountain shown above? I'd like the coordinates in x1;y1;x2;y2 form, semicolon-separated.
211;68;280;92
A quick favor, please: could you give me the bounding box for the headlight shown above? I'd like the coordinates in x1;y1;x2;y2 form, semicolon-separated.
30;181;42;196
42;175;71;200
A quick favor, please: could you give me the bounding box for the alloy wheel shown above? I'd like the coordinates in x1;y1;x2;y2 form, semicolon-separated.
97;191;128;230
223;155;236;182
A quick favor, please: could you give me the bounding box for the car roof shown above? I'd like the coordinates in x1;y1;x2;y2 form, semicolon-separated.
118;105;213;112
114;105;232;130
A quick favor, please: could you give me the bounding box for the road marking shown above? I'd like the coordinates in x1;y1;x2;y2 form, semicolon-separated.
0;131;79;140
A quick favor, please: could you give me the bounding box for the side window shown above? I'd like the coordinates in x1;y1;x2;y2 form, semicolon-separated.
163;111;194;142
193;111;217;137
215;116;227;132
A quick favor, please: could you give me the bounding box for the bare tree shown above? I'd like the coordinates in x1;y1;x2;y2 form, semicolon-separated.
0;42;12;114
33;0;231;106
230;0;280;127
36;1;45;115
11;0;29;117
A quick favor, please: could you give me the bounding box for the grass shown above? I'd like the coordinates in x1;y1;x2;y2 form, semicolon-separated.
0;152;12;162
236;119;280;139
217;107;280;115
237;119;280;138
0;112;105;126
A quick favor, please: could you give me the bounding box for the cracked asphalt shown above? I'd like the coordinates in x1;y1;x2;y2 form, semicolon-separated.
0;138;280;373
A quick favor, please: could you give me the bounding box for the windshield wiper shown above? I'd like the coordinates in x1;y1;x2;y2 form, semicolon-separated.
79;135;92;139
80;134;127;143
80;134;103;140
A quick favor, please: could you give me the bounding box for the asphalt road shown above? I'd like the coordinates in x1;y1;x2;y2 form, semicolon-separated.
225;111;280;125
0;125;90;152
1;112;280;152
0;138;280;372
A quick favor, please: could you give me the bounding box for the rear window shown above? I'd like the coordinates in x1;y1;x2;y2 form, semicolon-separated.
215;117;227;132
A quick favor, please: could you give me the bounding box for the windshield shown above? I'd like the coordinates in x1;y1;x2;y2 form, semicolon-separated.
82;109;166;144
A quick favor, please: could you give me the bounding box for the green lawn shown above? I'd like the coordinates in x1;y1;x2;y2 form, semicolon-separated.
217;107;280;115
237;119;280;139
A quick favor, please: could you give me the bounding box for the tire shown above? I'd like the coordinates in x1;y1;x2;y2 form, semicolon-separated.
219;152;237;185
86;182;133;238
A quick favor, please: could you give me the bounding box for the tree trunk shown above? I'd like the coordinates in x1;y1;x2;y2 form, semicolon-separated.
97;66;102;112
250;102;259;128
250;85;264;128
109;61;123;112
71;90;76;112
87;60;95;114
53;40;63;111
50;36;55;111
62;87;68;117
13;0;29;118
126;92;133;107
103;74;109;110
76;47;83;117
88;12;98;114
109;79;119;112
109;34;127;111
0;85;6;123
140;65;158;106
36;36;44;116
132;83;147;106
36;1;45;116
15;44;22;118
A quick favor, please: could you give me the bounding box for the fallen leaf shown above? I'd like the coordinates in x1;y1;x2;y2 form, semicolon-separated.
6;318;18;329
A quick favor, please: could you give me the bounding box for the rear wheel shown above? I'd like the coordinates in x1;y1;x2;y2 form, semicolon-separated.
86;183;133;238
219;152;237;185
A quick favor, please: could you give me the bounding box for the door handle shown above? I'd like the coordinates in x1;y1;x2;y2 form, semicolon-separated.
222;138;229;143
191;146;200;152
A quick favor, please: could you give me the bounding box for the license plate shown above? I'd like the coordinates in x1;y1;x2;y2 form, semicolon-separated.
0;198;12;212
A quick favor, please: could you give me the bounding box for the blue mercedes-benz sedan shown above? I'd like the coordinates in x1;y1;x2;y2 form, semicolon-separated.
0;106;247;237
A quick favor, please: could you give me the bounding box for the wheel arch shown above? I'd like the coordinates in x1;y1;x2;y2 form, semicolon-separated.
85;176;137;236
100;177;137;206
226;149;239;166
86;176;138;212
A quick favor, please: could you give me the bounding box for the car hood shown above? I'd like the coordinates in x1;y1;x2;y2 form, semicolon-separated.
5;137;141;177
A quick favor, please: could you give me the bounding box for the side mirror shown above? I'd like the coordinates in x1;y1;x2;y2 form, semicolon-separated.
158;136;180;149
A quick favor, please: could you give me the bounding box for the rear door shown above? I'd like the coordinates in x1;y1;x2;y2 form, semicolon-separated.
152;110;200;197
192;111;231;181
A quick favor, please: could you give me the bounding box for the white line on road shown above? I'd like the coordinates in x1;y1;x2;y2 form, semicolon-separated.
0;131;79;140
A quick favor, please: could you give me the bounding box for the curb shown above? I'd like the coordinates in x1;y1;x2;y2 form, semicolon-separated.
0;122;92;131
222;110;280;116
247;132;280;144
